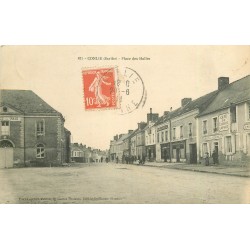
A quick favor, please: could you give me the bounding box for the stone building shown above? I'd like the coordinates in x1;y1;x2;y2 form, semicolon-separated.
0;90;71;168
197;75;250;166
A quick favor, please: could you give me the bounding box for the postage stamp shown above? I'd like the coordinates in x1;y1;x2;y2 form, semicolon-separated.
82;66;147;114
82;67;117;110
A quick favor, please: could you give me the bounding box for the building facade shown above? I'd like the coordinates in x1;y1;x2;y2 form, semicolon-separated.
197;75;250;166
0;90;71;168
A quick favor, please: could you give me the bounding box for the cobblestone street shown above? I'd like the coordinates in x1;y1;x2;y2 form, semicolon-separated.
1;163;249;204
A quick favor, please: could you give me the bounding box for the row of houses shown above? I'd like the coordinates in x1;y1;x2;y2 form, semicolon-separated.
109;75;250;166
71;143;108;163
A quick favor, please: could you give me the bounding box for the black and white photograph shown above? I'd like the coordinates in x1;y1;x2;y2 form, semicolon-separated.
0;45;249;204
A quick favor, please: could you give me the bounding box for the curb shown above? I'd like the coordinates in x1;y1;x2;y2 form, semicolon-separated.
143;164;250;178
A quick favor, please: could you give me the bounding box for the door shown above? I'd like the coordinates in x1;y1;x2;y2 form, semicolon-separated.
176;148;180;162
0;147;14;168
190;144;197;164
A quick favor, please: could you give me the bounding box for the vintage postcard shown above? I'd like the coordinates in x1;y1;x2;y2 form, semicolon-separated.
0;45;249;204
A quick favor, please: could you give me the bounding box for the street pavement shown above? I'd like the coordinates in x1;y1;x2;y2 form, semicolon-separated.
0;162;249;204
143;161;250;177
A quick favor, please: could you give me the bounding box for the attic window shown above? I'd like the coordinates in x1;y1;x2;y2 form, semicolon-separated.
3;107;7;112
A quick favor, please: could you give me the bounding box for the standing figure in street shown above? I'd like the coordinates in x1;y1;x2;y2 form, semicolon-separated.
205;152;209;166
212;150;218;165
116;156;119;164
89;71;111;107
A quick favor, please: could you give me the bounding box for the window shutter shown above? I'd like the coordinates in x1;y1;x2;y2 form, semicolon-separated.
221;136;225;154
232;135;236;154
207;142;210;156
243;134;247;154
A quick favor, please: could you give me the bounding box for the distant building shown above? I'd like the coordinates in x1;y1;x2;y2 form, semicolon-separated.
0;90;71;168
71;143;86;162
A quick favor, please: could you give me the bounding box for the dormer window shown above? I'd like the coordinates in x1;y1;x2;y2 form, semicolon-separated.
3;107;7;112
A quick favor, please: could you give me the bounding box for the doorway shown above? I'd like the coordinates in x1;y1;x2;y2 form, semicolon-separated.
176;148;180;162
0;140;14;168
190;144;197;164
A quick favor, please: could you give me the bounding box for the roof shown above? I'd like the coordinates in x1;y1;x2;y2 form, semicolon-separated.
153;88;220;126
199;75;250;116
0;89;61;115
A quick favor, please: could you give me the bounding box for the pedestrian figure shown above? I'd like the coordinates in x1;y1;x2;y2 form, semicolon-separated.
142;155;145;165
205;152;209;166
212;150;218;165
116;156;119;164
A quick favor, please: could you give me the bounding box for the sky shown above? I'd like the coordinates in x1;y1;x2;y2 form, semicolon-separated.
0;45;249;150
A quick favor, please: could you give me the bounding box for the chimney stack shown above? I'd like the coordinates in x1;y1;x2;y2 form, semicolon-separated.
164;111;169;117
181;98;192;107
218;77;229;91
138;122;147;130
119;134;123;139
147;108;159;123
128;130;133;134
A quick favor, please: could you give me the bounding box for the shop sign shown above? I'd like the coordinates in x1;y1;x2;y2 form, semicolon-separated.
243;123;250;130
219;113;229;131
0;116;21;121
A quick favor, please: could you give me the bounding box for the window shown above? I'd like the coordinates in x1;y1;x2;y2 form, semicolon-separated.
213;117;218;132
146;136;148;145
152;134;155;143
165;130;168;142
36;144;45;158
230;105;236;123
189;123;192;137
3;107;8;112
157;133;160;143
36;120;45;136
249;103;250;120
202;143;208;156
180;126;183;138
1;121;10;136
173;128;176;140
161;131;164;142
225;136;232;153
149;134;151;144
203;120;207;134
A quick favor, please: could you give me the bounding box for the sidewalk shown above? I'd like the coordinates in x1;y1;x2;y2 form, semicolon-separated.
143;161;250;178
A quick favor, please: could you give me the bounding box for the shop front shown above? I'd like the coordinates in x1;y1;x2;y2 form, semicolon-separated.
160;143;170;162
146;145;156;161
171;140;186;163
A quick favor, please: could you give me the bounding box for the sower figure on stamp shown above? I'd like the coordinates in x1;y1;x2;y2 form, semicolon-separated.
89;71;111;107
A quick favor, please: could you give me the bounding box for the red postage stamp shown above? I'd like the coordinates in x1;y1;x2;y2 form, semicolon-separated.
82;67;117;110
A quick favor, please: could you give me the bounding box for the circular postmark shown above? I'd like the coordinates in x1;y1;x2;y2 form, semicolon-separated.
81;66;146;114
116;67;146;115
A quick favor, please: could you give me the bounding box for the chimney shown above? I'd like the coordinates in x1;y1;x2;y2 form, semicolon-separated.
170;107;173;112
164;111;169;117
114;135;118;141
147;108;159;123
128;130;133;134
181;98;192;107
119;134;123;139
218;77;229;91
138;122;147;130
